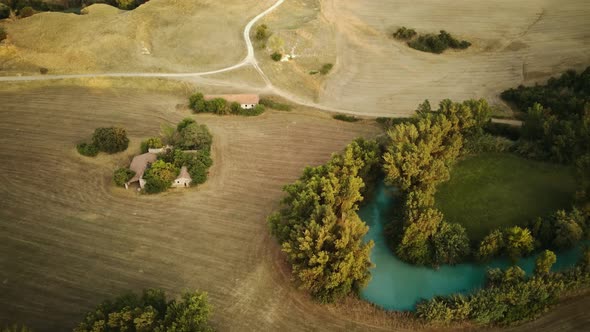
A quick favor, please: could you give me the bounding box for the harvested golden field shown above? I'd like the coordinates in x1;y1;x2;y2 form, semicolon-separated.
0;0;274;75
320;0;590;116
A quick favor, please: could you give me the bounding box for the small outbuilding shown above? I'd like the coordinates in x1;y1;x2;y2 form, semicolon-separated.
204;94;260;109
125;152;158;190
172;166;192;188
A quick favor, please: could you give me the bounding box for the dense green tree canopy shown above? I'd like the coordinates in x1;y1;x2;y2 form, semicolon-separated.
269;139;379;302
143;160;179;194
92;127;129;154
535;250;557;276
74;289;212;332
504;226;534;261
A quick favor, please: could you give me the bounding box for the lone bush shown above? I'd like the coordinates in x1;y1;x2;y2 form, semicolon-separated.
113;168;135;187
39;67;48;75
255;24;269;41
76;142;99;157
91;127;129;154
19;6;34;18
0;27;6;42
333;114;359;122
271;52;282;61
320;63;334;75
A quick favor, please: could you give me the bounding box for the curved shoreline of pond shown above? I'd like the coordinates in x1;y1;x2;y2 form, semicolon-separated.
359;180;584;311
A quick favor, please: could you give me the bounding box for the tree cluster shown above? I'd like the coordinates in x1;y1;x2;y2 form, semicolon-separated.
416;248;590;325
140;137;164;153
497;67;590;249
528;209;589;251
143;159;179;194
141;118;213;193
393;28;471;54
77;127;129;157
268;138;381;303
189;93;265;116
113;168;135;187
477;226;534;262
74;288;213;332
502;67;590;164
383;99;492;266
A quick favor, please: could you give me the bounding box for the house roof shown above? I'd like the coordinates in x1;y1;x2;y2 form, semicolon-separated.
127;153;158;184
204;94;259;105
176;166;192;181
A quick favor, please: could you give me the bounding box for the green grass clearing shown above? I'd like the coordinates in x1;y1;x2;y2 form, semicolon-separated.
435;153;576;241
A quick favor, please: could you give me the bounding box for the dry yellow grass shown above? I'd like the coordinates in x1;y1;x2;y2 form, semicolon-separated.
256;0;337;101
0;0;274;75
318;0;590;116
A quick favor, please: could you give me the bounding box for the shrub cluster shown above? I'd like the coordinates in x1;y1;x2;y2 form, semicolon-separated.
484;122;522;140
393;26;417;40
90;127;129;154
259;98;292;111
255;24;270;41
76;142;99;157
19;6;33;17
113;168;135;187
159;148;213;186
74;289;213;332
140;137;164;153
332;114;359;122
320;63;334;75
268;138;381;303
476;226;534;262
189;92;265;116
393;27;471;54
143;159;179;194
417;248;590;325
462;133;515;155
271;52;282;61
408;31;471;54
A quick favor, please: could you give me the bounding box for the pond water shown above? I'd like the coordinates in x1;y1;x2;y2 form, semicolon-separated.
359;180;584;311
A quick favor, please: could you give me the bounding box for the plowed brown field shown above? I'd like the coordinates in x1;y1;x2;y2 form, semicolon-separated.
0;85;589;331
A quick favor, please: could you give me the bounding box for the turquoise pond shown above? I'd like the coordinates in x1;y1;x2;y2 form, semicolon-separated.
358;180;585;311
